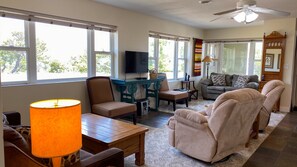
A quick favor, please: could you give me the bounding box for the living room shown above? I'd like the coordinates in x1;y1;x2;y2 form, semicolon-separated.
1;0;297;166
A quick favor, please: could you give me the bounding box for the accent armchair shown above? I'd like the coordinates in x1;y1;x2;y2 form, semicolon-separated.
158;73;188;111
259;80;285;131
86;76;137;124
167;88;265;163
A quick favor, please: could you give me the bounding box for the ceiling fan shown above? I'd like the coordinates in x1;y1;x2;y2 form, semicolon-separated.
213;0;290;23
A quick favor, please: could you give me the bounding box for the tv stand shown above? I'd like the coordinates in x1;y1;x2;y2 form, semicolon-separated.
135;77;147;80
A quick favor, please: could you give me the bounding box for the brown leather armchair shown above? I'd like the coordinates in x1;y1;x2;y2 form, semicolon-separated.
158;73;188;111
3;112;124;167
86;76;137;124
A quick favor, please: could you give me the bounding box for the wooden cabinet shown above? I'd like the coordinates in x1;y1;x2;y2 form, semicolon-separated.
260;31;286;111
261;31;286;83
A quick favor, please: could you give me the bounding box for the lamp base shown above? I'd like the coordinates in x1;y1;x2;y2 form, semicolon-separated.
52;157;61;167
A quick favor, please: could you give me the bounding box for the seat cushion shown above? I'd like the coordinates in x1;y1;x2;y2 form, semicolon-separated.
159;91;188;101
207;86;225;94
92;102;136;117
224;86;238;92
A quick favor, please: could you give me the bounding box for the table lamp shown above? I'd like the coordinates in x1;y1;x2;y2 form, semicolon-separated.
202;56;213;79
30;99;82;167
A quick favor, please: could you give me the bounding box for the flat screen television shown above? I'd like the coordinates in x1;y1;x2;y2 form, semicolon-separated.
125;51;148;73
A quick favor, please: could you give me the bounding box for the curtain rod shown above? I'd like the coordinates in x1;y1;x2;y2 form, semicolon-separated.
204;38;262;43
149;31;190;41
0;6;117;30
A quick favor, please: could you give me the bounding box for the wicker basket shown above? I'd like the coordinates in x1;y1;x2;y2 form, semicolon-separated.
150;73;158;79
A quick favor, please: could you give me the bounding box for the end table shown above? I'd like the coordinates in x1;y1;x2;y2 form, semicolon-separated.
181;81;198;101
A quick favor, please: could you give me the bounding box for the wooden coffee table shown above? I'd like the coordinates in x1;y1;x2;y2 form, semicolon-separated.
81;113;149;166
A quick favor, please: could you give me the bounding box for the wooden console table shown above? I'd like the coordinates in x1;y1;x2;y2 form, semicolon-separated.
181;80;198;101
111;78;163;111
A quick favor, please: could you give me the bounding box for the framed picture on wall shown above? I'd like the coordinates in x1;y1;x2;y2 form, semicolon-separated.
265;54;274;69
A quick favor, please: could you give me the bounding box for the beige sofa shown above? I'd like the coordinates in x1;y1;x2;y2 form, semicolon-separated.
259;80;285;131
167;88;265;163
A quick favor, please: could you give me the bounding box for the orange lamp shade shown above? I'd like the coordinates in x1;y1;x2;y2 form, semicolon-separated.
30;99;82;158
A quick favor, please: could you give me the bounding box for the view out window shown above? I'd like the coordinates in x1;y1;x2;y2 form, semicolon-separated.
149;37;187;80
0;17;28;82
35;22;88;80
177;41;185;79
95;31;112;76
204;41;262;78
222;43;248;74
254;42;263;77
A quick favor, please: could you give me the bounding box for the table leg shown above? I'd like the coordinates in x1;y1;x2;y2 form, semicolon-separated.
135;133;145;166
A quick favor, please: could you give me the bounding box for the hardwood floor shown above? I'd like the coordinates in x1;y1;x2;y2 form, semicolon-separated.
135;109;297;166
244;111;297;167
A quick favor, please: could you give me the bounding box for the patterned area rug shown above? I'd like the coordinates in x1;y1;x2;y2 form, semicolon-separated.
124;99;287;167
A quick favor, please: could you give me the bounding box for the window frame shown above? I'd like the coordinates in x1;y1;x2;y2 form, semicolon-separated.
203;40;262;78
0;18;115;86
149;37;188;80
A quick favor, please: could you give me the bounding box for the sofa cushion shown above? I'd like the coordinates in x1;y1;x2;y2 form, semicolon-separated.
225;74;233;86
211;74;226;86
233;75;250;88
3;125;30;155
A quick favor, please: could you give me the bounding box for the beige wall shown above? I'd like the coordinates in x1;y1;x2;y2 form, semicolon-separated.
0;0;204;126
205;18;297;112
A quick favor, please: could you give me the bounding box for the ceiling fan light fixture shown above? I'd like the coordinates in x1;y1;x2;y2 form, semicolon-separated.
246;11;258;22
233;10;258;23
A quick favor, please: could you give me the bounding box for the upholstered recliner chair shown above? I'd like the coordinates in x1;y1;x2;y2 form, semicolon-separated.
259;80;285;131
158;73;188;111
167;88;265;163
86;76;137;124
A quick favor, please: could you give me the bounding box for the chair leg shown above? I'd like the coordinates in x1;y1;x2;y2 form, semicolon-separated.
132;113;137;125
168;101;170;105
185;98;188;107
173;101;176;111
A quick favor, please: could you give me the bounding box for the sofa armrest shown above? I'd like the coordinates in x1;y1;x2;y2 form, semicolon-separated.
4;141;45;167
174;109;208;129
3;111;21;126
246;82;259;90
79;148;124;167
200;78;213;86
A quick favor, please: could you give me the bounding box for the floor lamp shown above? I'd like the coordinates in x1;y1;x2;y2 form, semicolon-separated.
30;99;82;167
202;56;213;79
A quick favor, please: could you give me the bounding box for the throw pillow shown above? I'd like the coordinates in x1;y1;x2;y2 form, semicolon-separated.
234;75;250;88
211;74;226;86
2;114;9;125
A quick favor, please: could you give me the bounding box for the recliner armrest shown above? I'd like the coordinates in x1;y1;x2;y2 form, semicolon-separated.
246;82;259;90
80;147;124;167
174;109;208;129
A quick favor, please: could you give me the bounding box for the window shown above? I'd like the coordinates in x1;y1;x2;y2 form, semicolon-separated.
35;22;88;80
95;31;112;76
204;41;262;78
0;13;116;85
0;17;28;83
149;34;188;80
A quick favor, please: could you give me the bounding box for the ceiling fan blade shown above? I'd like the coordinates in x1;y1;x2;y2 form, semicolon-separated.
214;8;241;15
250;6;290;16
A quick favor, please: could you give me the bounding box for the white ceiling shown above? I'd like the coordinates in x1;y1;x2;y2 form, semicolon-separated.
93;0;297;29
